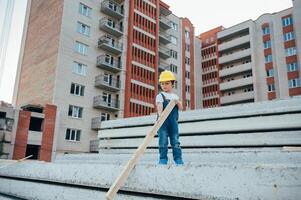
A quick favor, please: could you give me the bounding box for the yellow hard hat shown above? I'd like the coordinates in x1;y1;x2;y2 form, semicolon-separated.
159;70;176;83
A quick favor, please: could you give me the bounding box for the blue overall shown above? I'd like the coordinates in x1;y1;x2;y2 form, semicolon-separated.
158;93;183;165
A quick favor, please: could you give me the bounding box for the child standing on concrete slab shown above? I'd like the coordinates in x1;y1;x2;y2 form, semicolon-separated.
156;70;184;165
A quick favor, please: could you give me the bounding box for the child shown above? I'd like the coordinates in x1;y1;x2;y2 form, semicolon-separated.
156;70;184;165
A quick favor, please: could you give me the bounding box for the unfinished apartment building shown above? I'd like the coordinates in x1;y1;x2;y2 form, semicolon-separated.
13;0;198;156
198;1;301;107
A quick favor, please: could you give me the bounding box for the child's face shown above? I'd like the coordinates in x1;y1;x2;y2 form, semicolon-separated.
160;81;173;92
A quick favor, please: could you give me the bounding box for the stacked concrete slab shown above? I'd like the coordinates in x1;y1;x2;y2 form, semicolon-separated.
0;97;301;199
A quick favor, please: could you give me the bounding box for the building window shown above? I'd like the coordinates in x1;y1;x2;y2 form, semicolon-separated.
267;84;275;92
171;22;178;31
185;44;190;52
72;61;87;76
79;3;91;17
170;36;178;45
262;26;270;35
77;21;90;36
266;69;274;77
265;54;272;63
70;83;85;96
282;16;293;27
101;113;110;121
288;78;300;88
285;47;297;57
185;71;190;79
75;41;88;55
185;30;190;39
65;128;81;141
284;32;295;42
263;40;271;49
186;99;190;107
68;105;83;118
170;64;178;73
185;85;190;93
287;62;298;72
185;57;190;65
170;50;178;59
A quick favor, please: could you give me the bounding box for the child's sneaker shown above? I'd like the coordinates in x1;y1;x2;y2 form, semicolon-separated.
158;159;168;165
175;159;184;166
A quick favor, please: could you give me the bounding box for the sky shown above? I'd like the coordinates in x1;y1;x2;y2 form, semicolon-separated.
0;0;293;104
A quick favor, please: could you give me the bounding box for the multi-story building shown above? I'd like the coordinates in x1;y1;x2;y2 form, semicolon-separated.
13;0;198;156
198;26;224;108
198;2;301;107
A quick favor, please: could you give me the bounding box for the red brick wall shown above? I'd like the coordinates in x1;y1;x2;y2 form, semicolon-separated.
13;111;31;160
39;104;57;162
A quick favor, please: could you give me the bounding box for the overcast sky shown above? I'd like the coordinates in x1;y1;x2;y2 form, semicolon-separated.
0;0;293;103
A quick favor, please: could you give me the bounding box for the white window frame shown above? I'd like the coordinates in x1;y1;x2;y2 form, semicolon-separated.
265;55;272;63
70;83;85;96
170;36;177;45
77;21;90;36
262;26;270;35
170;50;178;59
267;84;275;92
285;47;297;57
75;41;88;55
101;113;110;121
287;62;298;72
266;69;274;77
72;61;87;76
288;79;301;88
263;40;271;49
65;128;81;141
282;16;293;27
79;3;91;17
68;105;83;118
171;22;178;31
284;32;295;42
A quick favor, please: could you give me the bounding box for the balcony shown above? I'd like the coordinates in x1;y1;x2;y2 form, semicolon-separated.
95;75;121;92
220;76;253;91
96;55;122;73
98;36;123;55
219;48;251;65
221;91;254;105
90;139;99;152
159;32;171;45
219;63;252;78
159;46;170;59
91;117;102;130
219;35;250;52
99;18;123;37
112;0;124;4
93;96;120;112
101;0;124;20
159;16;171;30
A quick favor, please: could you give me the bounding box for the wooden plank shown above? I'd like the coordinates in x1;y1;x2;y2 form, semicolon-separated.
99;131;301;149
105;100;176;200
99;114;301;139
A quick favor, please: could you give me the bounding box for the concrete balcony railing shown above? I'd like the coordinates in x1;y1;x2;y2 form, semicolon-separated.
159;16;172;30
219;48;251;64
96;55;122;73
95;75;121;92
91;117;102;130
93;96;120;111
220;76;253;91
98;36;123;55
218;35;250;52
90;139;99;152
159;61;169;72
159;32;171;45
219;63;252;78
159;46;170;59
101;0;124;20
99;18;123;37
220;91;255;105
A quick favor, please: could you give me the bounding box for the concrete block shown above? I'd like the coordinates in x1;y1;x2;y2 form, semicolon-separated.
4;132;11;143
